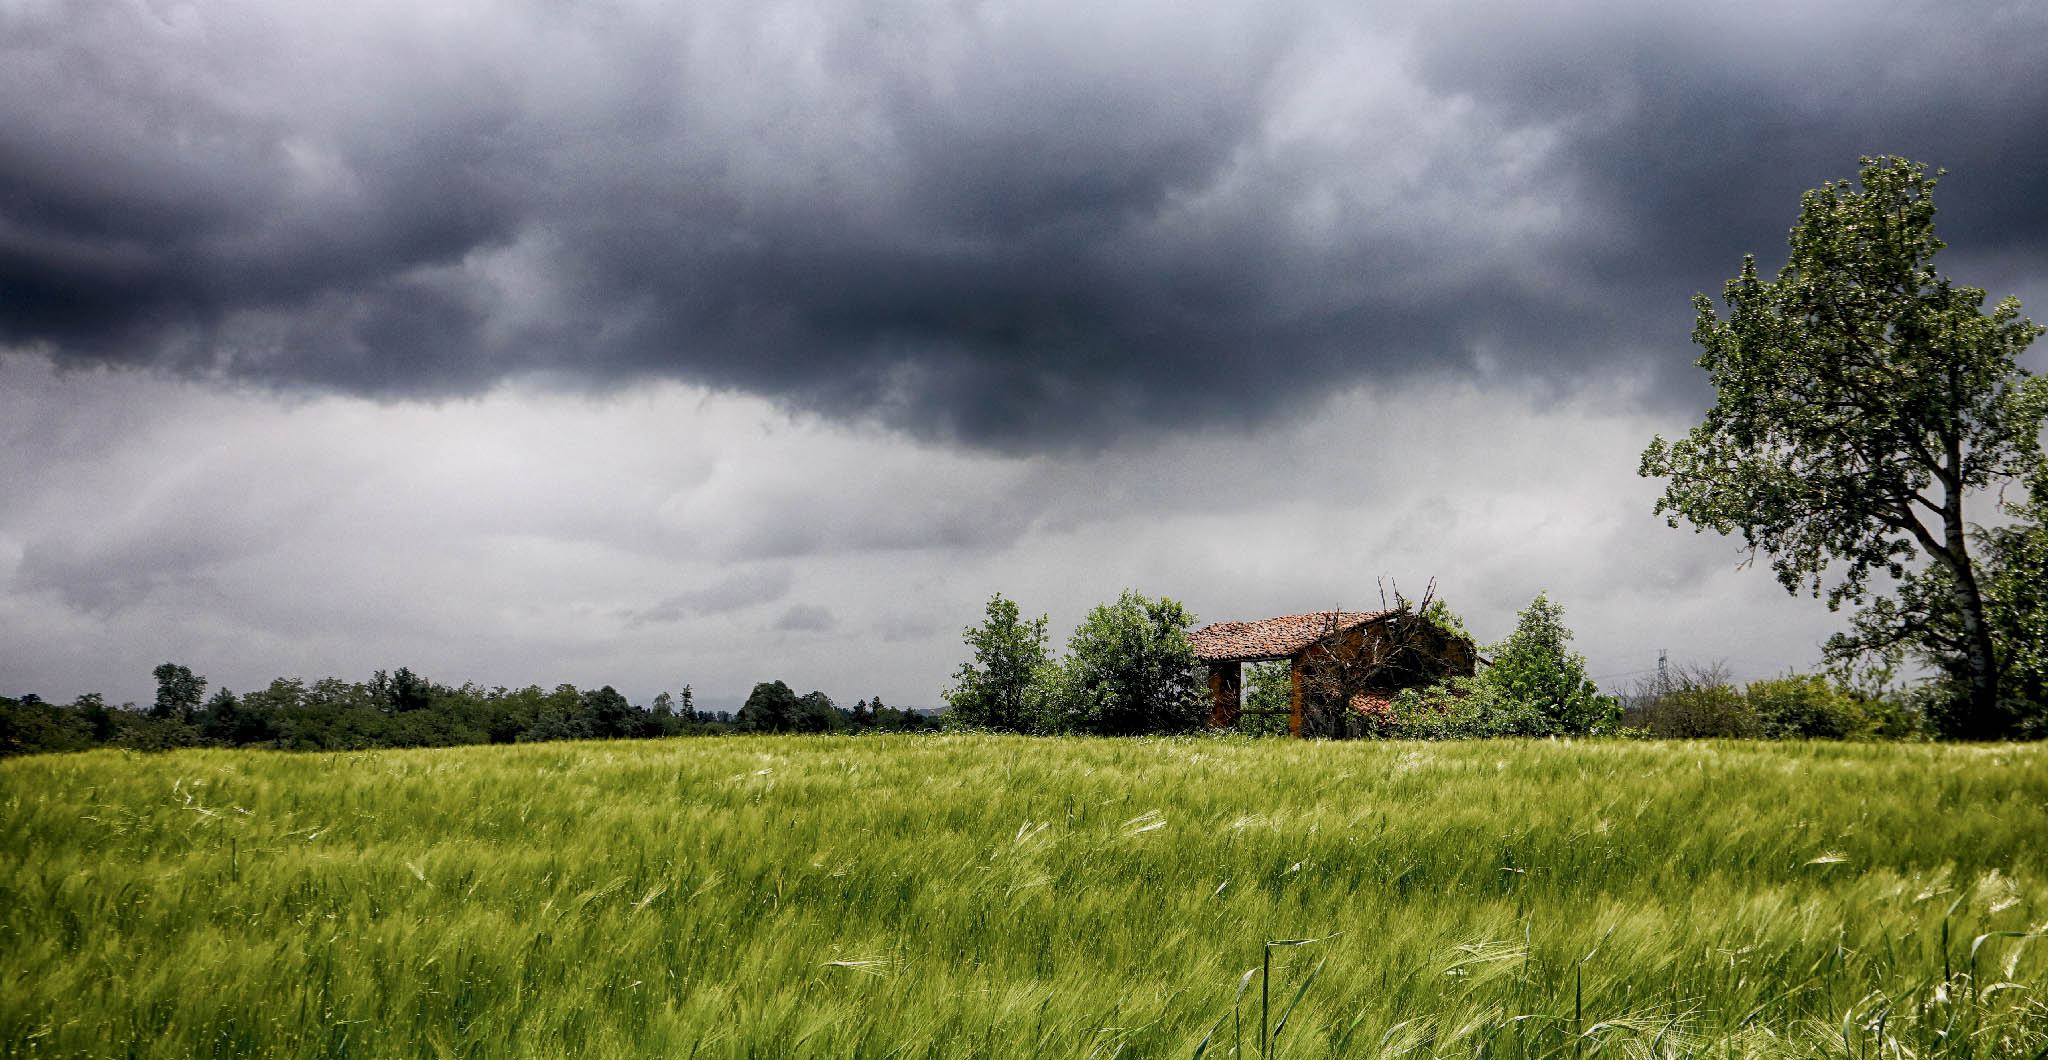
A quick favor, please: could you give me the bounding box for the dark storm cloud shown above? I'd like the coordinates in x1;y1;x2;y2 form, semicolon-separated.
5;0;2045;448
1405;2;2048;358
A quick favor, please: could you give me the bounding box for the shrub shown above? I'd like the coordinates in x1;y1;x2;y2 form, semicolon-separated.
1380;593;1616;738
1745;674;1867;739
1653;684;1760;738
1057;591;1206;736
1385;676;1554;739
1625;667;1929;741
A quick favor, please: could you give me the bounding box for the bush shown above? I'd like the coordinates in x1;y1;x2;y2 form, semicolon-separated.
1860;694;1932;741
1376;593;1616;739
112;711;204;751
1745;674;1867;739
1057;591;1206;736
1385;676;1555;739
1652;685;1760;738
1622;668;1927;740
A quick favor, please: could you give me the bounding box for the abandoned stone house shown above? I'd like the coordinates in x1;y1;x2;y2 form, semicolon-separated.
1190;610;1477;737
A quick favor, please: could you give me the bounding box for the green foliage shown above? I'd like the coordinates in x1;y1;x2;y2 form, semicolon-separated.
794;690;846;733
0;695;97;756
4;663;764;756
150;662;206;721
4;737;2046;1058
943;589;1205;736
1746;674;1868;739
1417;597;1472;642
581;685;641;739
1479;593;1619;735
732;682;848;734
1057;590;1206;735
1384;676;1553;739
1837;471;2048;738
521;683;593;742
371;667;434;713
1646;682;1761;739
735;680;800;732
1976;479;2048;726
1625;668;1928;741
1234;661;1292;736
116;710;206;751
1374;595;1613;739
1640;155;2047;732
198;687;273;746
863;694;932;732
943;593;1055;733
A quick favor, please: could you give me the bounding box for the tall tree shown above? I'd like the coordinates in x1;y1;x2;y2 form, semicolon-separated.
1641;156;2046;737
150;663;206;721
386;667;432;712
943;592;1053;733
735;680;800;732
794;690;845;733
580;685;639;738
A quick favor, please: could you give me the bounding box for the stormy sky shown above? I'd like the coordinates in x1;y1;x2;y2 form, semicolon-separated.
5;0;2046;708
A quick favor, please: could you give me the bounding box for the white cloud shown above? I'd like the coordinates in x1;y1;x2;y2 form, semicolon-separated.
1;354;1857;709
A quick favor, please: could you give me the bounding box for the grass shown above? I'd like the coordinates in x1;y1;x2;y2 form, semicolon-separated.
2;735;2045;1058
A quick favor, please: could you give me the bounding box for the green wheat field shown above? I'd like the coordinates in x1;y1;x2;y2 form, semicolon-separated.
4;736;2045;1059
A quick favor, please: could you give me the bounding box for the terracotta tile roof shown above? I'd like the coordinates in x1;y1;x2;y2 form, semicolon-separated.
1189;610;1399;663
1348;692;1397;717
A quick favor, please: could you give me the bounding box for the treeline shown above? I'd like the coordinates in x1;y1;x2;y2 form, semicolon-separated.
0;664;930;757
730;680;934;734
1619;667;1925;740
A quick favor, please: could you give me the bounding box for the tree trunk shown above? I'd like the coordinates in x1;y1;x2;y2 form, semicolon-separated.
1941;484;2002;737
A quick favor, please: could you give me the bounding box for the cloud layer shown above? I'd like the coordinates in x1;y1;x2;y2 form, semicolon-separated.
2;356;1855;708
7;0;2045;449
7;1;2046;708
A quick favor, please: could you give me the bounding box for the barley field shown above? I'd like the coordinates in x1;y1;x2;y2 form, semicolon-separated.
3;736;2045;1059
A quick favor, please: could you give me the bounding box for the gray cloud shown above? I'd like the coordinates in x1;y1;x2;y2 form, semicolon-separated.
0;357;1885;709
628;568;795;625
4;0;2045;452
773;604;837;634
